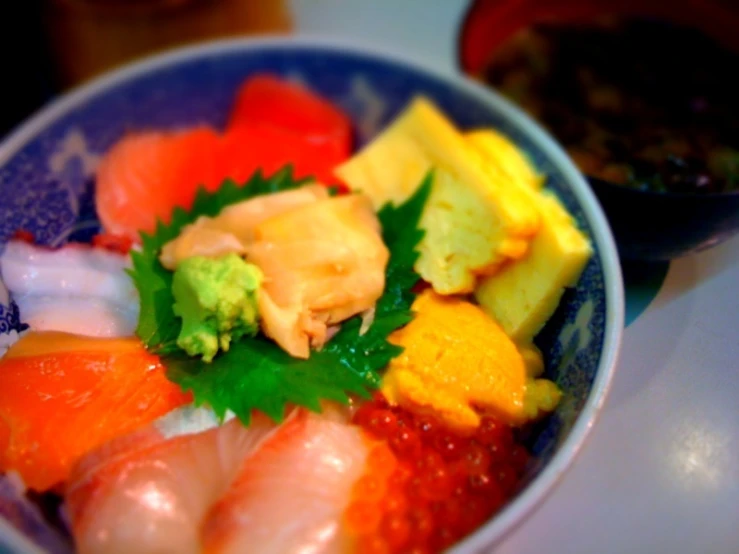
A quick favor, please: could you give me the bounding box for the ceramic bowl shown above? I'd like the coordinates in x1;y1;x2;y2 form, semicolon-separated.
0;38;624;553
587;178;739;261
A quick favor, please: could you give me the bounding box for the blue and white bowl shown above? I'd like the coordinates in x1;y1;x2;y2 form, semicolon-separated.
0;38;624;553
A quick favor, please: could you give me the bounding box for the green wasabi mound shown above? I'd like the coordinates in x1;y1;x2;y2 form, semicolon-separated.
172;253;262;362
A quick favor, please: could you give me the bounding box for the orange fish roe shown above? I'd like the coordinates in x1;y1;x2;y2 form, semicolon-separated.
346;393;531;553
344;441;398;539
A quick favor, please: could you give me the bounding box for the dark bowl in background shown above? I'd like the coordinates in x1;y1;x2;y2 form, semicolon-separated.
588;178;739;260
459;0;739;261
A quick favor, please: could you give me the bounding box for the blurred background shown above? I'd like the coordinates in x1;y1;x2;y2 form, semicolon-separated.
2;0;464;137
0;3;737;553
3;0;739;260
1;0;293;136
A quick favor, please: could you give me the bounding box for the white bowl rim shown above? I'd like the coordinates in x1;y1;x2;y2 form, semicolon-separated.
0;35;624;553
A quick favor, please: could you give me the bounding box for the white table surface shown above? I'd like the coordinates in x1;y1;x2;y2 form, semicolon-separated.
291;2;739;552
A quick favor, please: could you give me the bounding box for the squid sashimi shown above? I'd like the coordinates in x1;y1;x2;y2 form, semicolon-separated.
0;240;138;337
66;410;278;554
201;411;375;554
0;331;190;491
250;195;389;358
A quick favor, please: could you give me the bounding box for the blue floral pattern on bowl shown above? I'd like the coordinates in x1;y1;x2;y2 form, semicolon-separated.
0;41;619;553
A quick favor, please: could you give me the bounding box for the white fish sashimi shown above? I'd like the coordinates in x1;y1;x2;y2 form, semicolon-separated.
66;412;279;554
202;411;370;554
153;405;236;440
65;408;371;554
0;240;139;337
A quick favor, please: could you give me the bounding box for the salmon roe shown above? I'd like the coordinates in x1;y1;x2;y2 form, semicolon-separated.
345;394;531;553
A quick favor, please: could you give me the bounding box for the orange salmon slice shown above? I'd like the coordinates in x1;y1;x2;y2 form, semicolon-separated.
0;332;191;491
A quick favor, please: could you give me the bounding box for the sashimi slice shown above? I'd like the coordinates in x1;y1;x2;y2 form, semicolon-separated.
216;184;330;244
0;332;190;491
0;240;138;337
9;297;136;338
249;195;389;358
95;127;220;241
201;411;370;554
66;411;278;554
158;185;329;270
96;125;350;243
221;125;350;185
0;240;135;307
227;74;353;159
95;75;356;242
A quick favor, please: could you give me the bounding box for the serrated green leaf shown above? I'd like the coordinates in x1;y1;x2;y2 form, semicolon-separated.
129;166;433;425
129;167;309;351
375;171;433;316
166;336;374;424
